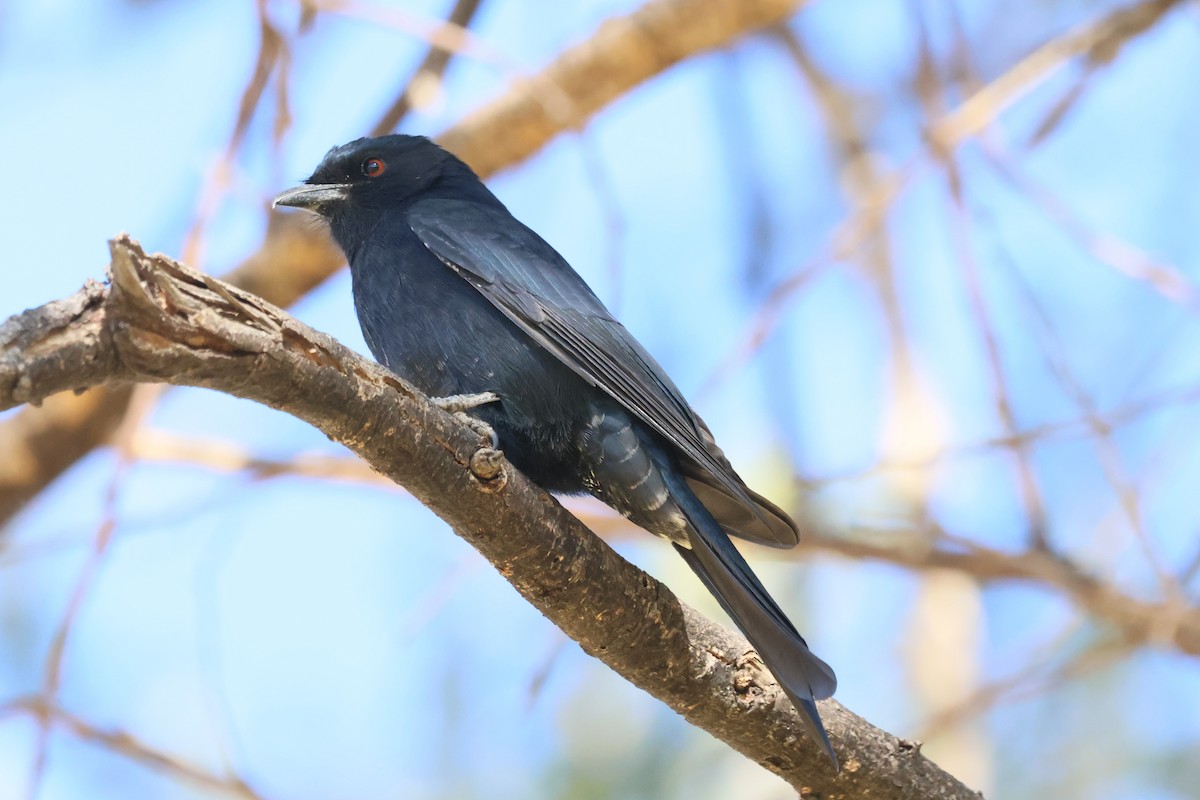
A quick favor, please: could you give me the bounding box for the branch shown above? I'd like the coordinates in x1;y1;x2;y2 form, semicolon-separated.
0;0;810;528
369;0;486;137
798;529;1200;656
3;697;262;799
928;0;1185;150
0;236;977;798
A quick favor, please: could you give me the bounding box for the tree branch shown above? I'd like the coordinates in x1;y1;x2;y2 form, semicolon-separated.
0;236;977;799
928;0;1185;151
798;529;1200;656
369;0;486;137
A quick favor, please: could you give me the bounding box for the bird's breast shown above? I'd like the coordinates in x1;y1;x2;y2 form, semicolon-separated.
349;240;599;493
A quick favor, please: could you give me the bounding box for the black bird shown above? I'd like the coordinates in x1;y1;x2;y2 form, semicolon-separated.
275;135;838;764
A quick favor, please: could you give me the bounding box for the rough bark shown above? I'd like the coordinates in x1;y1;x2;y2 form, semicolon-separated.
0;236;978;799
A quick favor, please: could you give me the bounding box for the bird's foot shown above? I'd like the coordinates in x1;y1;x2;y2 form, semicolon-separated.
431;392;500;449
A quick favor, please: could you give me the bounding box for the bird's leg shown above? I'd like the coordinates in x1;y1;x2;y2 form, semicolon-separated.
431;392;500;449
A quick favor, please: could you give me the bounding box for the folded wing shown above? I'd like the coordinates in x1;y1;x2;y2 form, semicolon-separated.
407;199;799;547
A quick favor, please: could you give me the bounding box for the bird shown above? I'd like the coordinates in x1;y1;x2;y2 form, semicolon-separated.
274;134;838;765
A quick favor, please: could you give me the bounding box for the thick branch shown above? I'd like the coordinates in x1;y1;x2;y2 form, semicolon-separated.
0;236;976;799
0;0;809;527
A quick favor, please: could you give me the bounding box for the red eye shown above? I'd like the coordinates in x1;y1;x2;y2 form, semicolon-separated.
363;157;386;177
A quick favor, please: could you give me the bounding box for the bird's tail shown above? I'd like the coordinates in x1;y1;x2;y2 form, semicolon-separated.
668;476;838;767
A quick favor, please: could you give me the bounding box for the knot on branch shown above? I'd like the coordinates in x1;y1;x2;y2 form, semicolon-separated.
732;650;773;701
469;447;508;491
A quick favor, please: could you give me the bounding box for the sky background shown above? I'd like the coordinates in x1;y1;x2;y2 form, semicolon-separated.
1;0;1198;798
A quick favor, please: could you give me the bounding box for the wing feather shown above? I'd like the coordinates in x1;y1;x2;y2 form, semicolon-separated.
409;199;798;547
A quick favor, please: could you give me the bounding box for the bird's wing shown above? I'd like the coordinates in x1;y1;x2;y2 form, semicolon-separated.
408;199;798;548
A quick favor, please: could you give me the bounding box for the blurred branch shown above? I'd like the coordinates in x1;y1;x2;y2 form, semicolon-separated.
370;0;485;136
127;428;393;486
182;0;291;266
0;236;976;798
436;0;811;175
707;0;1188;403
698;161;915;397
942;169;1050;550
306;0;504;68
912;6;1051;552
0;0;810;531
1;697;262;799
928;0;1185;151
916;631;1128;742
984;146;1200;310
801;378;1200;486
798;527;1200;657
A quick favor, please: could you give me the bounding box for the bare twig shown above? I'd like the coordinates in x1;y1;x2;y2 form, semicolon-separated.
928;0;1186;151
6;697;264;799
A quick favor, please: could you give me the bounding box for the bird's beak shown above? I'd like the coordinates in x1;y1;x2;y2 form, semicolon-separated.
272;183;351;212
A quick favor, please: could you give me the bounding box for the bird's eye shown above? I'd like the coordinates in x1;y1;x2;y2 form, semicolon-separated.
363;157;386;178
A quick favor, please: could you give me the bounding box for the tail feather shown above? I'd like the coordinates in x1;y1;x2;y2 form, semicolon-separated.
670;485;838;767
583;414;838;766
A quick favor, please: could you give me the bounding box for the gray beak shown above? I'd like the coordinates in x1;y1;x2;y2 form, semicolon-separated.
272;183;351;212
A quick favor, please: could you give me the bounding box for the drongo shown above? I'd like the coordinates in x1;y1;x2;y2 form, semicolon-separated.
275;135;838;765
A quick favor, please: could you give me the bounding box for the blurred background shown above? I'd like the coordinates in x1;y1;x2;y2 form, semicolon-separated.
1;0;1198;797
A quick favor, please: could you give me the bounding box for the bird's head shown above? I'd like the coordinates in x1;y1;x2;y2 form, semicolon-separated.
274;134;487;218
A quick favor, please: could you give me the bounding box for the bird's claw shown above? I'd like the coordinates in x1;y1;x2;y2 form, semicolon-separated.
453;411;499;449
